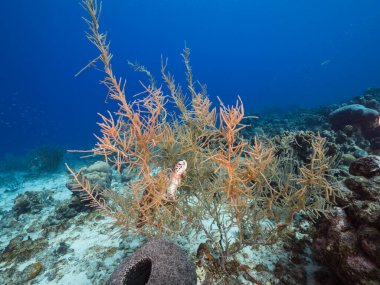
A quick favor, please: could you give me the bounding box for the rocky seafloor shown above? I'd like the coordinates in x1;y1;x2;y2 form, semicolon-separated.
1;88;380;285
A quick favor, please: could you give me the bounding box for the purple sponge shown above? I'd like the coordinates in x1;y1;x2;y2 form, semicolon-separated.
106;238;197;285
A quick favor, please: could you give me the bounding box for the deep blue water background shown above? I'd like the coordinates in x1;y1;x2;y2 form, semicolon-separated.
1;0;380;157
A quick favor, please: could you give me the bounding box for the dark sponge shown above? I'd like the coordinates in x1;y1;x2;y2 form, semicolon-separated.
106;238;197;285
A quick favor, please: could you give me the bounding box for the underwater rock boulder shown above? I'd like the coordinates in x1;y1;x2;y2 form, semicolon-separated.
345;200;380;229
106;238;196;285
357;226;380;267
66;160;112;192
352;88;380;112
87;160;112;173
80;160;112;189
66;161;112;212
274;259;307;285
344;176;380;201
313;162;380;285
364;99;380;111
12;191;46;216
329;104;378;130
349;155;380;178
54;194;92;220
312;207;380;285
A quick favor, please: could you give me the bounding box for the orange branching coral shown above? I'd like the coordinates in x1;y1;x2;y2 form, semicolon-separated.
211;98;248;202
68;0;339;270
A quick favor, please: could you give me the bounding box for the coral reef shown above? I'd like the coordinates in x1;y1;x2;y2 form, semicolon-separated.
0;87;378;284
334;88;380;153
12;191;48;216
0;146;64;173
312;156;380;285
66;160;112;195
4;1;380;284
329;104;379;130
233;88;380;284
66;4;339;283
349;155;380;178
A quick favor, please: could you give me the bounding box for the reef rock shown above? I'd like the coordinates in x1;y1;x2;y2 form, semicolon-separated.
312;208;380;285
65;161;113;213
357;226;380;267
312;159;380;285
329;104;378;130
12;191;47;216
352;88;380;112
66;160;112;192
344;175;380;201
349;155;380;178
0;235;48;263
345;200;380;229
55;194;91;219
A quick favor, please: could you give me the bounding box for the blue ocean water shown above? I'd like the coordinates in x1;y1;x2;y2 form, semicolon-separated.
1;0;380;156
2;2;380;284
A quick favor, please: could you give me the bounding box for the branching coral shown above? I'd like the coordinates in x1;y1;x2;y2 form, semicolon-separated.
67;0;339;274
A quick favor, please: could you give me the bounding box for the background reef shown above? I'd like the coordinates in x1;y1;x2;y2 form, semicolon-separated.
1;88;380;284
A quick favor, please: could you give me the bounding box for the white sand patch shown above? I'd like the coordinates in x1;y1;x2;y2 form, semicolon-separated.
17;257;37;272
0;168;144;284
1;167;312;285
66;217;119;256
41;271;90;285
